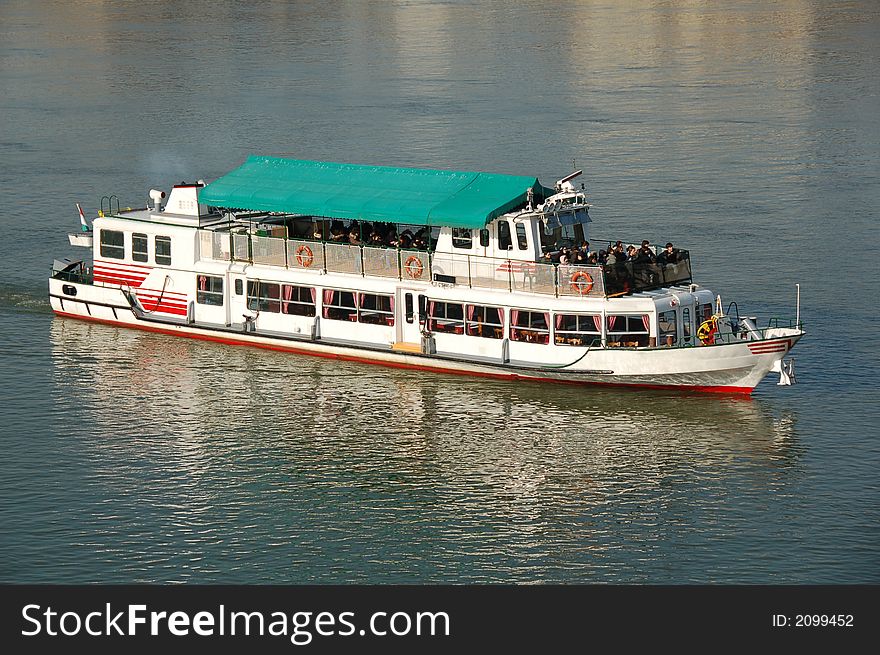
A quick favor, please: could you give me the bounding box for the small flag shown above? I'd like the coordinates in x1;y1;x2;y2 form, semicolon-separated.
76;203;90;232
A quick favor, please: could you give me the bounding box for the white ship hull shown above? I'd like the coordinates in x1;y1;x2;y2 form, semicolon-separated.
48;276;801;394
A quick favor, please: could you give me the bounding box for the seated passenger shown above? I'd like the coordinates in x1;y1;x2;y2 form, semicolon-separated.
657;242;679;265
638;240;657;263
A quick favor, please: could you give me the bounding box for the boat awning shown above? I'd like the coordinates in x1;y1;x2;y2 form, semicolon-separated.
198;156;552;229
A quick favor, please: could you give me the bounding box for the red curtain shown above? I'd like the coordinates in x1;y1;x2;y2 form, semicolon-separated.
282;284;293;313
510;309;519;340
497;307;504;326
198;275;206;291
607;315;617;331
641;314;650;332
322;289;334;318
592;315;602;332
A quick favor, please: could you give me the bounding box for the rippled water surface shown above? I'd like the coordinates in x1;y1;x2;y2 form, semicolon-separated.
1;0;878;583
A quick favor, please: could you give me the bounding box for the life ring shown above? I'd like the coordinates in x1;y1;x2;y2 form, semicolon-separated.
569;271;594;295
295;244;314;268
697;316;718;345
404;255;424;280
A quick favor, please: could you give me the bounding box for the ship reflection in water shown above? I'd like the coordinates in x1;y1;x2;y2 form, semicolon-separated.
48;317;803;583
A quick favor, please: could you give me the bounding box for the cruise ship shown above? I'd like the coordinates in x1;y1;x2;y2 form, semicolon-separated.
49;156;803;393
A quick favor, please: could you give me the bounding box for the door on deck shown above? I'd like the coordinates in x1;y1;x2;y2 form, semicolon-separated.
395;289;424;349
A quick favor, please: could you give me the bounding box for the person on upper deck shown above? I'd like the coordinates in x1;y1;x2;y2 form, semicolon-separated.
638;240;657;263
657;242;679;266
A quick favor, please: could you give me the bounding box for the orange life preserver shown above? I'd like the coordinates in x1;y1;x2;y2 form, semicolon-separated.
295;244;314;268
404;255;424;280
697;316;718;345
569;271;594;295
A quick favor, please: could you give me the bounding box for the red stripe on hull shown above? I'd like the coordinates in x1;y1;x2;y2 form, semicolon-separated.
94;275;145;287
94;260;154;270
51;310;755;395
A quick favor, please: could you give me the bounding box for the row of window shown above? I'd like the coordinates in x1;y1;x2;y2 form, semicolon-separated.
100;229;171;265
194;275;705;347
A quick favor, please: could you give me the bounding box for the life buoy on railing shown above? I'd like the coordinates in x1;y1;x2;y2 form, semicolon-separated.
404;255;424;280
697;316;718;345
569;271;594;295
295;244;314;268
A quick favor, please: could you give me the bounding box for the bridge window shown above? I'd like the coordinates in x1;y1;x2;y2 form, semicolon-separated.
465;304;504;339
479;229;489;247
155;235;171;265
498;221;512;251
99;229;125;260
555;313;601;346
132;233;148;262
452;228;473;249
515;223;528;250
281;285;316;317
510;309;550;344
196;275;224;306
428;301;464;334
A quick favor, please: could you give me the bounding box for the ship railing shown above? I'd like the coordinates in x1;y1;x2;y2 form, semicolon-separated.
602;256;692;296
50;265;94;284
196;229;674;298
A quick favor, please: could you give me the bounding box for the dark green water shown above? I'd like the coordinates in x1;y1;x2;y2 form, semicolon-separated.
1;0;878;583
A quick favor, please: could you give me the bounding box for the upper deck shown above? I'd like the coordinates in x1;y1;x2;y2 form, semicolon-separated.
83;156;693;300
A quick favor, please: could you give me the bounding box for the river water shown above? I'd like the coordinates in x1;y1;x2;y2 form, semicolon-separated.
1;0;878;583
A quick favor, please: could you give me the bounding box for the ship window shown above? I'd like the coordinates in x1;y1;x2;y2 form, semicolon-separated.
247;280;281;313
658;310;677;347
515;223;528;250
99;229;125;260
132;233;148;262
697;303;713;324
234;279;243;295
465;304;504;339
322;289;357;321
155;235;171;265
452;228;473;249
196;275;224;306
682;307;693;345
281;285;316;317
479;229;489;247
554;313;601;346
405;293;414;323
358;293;394;326
427;300;464;334
510;309;550;344
607;314;650;348
498;221;512;250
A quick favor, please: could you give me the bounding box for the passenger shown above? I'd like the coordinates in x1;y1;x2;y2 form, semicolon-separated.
626;245;637;260
348;225;362;245
385;229;399;247
559;247;571;265
638;240;657;263
398;232;412;249
586;252;598;265
657;242;679;265
313;225;324;240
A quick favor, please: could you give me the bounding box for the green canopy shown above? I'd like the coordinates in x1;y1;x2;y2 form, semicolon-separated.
198;156;551;229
